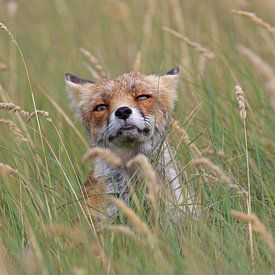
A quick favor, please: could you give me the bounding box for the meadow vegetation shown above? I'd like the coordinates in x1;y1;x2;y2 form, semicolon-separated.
0;0;274;274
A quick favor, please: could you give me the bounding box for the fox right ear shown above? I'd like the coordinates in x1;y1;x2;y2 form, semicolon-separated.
165;67;180;75
65;73;94;107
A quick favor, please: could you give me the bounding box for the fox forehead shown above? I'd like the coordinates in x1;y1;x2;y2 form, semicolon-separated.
89;72;155;100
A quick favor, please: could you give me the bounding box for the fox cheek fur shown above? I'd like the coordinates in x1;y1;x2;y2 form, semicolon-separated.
64;67;180;149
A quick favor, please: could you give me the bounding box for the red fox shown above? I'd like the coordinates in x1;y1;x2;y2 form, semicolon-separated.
65;67;192;223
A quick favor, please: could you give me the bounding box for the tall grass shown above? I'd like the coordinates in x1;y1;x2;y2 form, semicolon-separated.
0;0;274;274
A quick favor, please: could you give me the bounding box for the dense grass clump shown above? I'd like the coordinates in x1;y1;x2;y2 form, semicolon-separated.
0;0;274;274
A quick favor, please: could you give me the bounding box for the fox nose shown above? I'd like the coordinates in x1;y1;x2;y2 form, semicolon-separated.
115;106;132;120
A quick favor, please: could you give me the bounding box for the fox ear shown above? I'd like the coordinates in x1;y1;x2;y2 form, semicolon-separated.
158;67;180;111
161;67;180;89
64;73;94;107
165;67;180;76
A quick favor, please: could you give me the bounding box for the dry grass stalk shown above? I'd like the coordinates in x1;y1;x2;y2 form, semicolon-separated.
111;197;152;237
194;163;247;195
104;0;129;21
82;62;100;80
0;163;18;176
127;154;159;222
0;118;28;142
91;240;115;275
0;22;16;43
0;63;7;71
265;78;275;111
132;51;141;72
72;267;86;275
141;0;157;57
0;102;51;122
235;85;246;120
41;90;88;146
198;172;219;183
238;45;274;79
111;197;168;270
232;10;275;36
191;158;232;184
0;237;14;275
82;147;122;167
162;27;215;60
169;0;192;88
21;249;39;275
0;102;29;116
0;86;36;149
80;48;107;78
201;147;225;159
26;110;50;122
234;85;254;268
231;210;275;253
127;154;157;185
172;119;246;194
110;197;168;267
44;223;85;244
237;46;275;111
170;118;202;158
107;224;137;239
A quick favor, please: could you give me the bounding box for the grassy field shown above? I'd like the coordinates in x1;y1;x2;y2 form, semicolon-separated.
0;0;274;274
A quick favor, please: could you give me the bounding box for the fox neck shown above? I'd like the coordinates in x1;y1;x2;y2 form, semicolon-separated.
92;127;168;192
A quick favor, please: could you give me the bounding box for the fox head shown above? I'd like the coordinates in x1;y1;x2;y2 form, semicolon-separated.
65;68;179;154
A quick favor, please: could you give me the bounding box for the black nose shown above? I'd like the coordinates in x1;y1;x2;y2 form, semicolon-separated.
115;106;132;120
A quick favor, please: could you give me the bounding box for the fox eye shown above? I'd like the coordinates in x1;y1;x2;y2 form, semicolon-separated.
94;104;108;112
136;94;151;101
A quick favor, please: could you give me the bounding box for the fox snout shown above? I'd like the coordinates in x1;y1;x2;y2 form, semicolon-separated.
108;104;152;145
115;106;132;120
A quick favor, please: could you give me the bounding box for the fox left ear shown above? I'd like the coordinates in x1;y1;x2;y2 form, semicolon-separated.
160;67;180;90
166;67;180;76
158;67;180;111
65;73;94;108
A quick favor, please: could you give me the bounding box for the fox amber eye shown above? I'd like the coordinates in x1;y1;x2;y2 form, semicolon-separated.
94;104;108;112
136;94;151;101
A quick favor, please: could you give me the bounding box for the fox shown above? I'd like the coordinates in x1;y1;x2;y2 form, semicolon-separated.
65;67;193;224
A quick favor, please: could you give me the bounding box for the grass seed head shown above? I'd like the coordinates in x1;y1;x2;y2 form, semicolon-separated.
72;267;86;275
162;27;215;60
171;118;202;158
111;197;153;238
0;162;18;176
0;63;7;71
107;224;137;239
27;110;50;122
265;78;275;111
235;85;246;120
191;158;232;184
44;223;85;244
232;10;275;36
132;51;142;72
0;102;29;116
80;47;107;79
82;147;122;167
0;102;51;122
231;210;275;253
0;118;28;142
127;154;159;220
238;45;274;79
